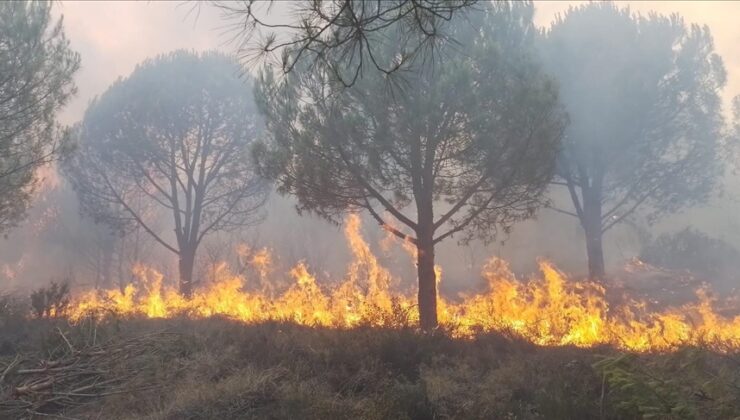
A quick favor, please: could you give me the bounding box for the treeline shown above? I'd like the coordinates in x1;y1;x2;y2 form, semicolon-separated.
1;1;739;330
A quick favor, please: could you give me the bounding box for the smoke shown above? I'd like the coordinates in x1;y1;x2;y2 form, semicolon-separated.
2;1;740;299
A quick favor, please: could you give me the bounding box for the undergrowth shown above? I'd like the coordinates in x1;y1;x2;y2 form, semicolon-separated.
0;315;738;419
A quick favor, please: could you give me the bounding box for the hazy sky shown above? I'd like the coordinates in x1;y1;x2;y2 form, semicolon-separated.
55;1;740;125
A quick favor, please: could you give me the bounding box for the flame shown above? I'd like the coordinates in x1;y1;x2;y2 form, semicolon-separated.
237;244;275;294
66;215;740;352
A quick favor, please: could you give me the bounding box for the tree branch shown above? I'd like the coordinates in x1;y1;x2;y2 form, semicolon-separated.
364;198;417;244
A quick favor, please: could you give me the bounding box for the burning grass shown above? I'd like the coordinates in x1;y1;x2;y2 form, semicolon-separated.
4;216;740;418
0;316;739;419
61;215;740;353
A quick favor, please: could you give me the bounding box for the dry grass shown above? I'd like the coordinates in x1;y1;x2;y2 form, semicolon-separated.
0;313;739;419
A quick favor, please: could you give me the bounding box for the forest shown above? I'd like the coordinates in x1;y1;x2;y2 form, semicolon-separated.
1;1;740;418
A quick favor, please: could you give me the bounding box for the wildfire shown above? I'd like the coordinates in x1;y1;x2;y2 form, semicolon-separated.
66;215;740;352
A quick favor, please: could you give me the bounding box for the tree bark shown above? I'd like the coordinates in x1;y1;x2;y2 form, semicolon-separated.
178;246;196;297
414;168;438;332
582;195;605;281
416;237;438;332
584;223;605;280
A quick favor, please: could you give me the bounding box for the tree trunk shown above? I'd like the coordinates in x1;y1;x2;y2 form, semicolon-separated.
585;224;605;280
582;198;605;281
416;238;437;332
178;246;196;297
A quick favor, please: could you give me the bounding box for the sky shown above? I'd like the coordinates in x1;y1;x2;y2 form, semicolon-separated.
54;1;740;126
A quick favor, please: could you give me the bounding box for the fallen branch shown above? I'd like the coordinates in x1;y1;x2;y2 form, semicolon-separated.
0;330;179;418
0;355;20;384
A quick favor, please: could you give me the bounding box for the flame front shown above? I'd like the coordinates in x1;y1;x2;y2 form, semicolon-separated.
67;215;740;352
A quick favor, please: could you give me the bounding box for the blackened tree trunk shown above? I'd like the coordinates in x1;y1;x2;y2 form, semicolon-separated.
583;218;605;281
416;236;437;332
178;245;196;297
416;186;438;331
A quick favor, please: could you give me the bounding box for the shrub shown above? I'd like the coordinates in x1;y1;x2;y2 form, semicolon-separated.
30;280;70;318
639;228;740;281
1;318;738;419
0;293;25;320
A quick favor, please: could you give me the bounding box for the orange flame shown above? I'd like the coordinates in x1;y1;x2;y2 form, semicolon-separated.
67;215;740;352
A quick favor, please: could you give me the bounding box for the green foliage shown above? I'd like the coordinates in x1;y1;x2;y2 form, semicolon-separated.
544;2;726;225
255;2;565;327
0;0;79;233
63;50;268;294
595;354;695;418
595;349;740;419
541;2;726;278
217;0;475;89
255;1;565;244
30;280;70;318
65;50;267;238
